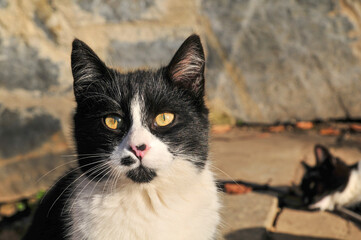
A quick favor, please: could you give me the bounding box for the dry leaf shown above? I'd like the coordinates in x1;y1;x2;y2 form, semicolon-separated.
319;127;341;136
296;121;313;130
224;183;252;195
212;125;232;134
268;125;285;133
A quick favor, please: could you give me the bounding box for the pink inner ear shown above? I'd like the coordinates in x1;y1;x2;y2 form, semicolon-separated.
171;48;203;83
172;57;191;81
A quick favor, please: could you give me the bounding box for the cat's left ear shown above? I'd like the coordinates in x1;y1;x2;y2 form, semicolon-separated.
314;144;331;166
167;34;205;97
71;39;110;102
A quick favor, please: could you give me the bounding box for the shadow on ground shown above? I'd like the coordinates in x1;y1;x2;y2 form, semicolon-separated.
225;227;336;240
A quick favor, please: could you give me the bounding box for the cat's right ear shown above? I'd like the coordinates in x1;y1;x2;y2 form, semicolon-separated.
314;144;331;166
71;39;108;102
166;34;205;97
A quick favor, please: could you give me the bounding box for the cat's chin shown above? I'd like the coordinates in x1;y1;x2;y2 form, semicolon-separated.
126;165;157;183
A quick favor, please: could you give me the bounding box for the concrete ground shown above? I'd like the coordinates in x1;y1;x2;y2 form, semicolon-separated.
211;128;361;240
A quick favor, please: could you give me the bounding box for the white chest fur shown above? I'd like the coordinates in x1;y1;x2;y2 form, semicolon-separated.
310;161;361;211
67;161;220;240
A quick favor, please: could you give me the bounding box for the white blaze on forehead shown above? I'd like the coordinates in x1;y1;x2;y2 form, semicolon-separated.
127;95;173;169
109;94;173;170
128;95;151;146
131;95;143;129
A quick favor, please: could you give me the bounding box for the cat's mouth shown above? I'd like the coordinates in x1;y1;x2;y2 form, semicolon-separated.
126;165;157;183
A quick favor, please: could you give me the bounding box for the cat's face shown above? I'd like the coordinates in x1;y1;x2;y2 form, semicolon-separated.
71;35;209;184
300;145;350;206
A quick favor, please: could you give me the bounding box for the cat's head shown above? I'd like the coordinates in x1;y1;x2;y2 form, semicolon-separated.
300;144;350;206
71;35;209;184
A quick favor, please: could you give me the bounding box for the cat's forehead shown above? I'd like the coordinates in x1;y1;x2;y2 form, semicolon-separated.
114;69;192;110
117;70;164;90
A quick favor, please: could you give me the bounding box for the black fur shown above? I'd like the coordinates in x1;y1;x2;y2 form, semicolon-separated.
121;156;136;166
300;144;354;206
24;34;209;239
126;166;157;183
23;171;77;240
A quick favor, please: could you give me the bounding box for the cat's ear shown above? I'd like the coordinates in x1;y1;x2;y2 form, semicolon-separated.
167;34;205;96
314;144;331;166
71;39;109;102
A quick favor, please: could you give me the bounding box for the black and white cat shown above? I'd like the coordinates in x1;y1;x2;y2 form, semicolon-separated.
24;35;220;240
301;144;361;211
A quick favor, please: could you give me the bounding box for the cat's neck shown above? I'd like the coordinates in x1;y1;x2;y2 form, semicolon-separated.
66;160;220;240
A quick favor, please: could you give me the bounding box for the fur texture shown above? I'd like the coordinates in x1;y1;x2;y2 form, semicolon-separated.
301;144;361;211
24;35;220;240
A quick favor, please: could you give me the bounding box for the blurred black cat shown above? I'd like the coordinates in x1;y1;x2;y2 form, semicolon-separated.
23;34;220;240
301;144;361;211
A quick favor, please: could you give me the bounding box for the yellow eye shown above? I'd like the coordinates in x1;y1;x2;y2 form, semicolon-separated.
154;113;174;127
104;115;122;130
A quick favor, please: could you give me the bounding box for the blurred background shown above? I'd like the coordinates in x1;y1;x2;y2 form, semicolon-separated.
0;0;361;239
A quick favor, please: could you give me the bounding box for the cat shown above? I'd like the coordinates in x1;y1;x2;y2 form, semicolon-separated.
23;34;220;240
300;144;361;211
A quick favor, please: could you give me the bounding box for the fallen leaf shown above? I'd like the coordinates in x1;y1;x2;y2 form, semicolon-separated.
224;183;252;195
212;125;232;134
0;203;17;217
296;121;313;130
268;125;285;133
319;127;341;136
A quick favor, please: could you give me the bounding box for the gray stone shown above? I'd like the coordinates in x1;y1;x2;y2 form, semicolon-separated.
107;38;184;69
205;39;247;120
0;38;59;91
75;0;156;22
0;0;7;8
34;11;57;42
202;0;361;123
221;193;278;240
0;107;61;159
0;149;71;202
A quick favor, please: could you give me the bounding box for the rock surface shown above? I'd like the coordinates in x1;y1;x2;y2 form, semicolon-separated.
0;107;61;159
75;0;157;22
0;131;70;202
0;38;59;91
107;38;184;69
0;0;7;8
202;0;361;123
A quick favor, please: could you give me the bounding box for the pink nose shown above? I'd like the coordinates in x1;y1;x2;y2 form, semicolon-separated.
130;144;150;159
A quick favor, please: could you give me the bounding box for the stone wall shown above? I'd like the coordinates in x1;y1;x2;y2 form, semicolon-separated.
0;0;361;202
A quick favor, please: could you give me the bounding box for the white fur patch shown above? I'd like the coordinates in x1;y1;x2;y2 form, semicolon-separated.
66;95;220;239
68;161;220;240
310;161;361;211
109;96;173;171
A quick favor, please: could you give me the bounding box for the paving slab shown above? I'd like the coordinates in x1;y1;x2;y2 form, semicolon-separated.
273;208;361;240
220;192;278;240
